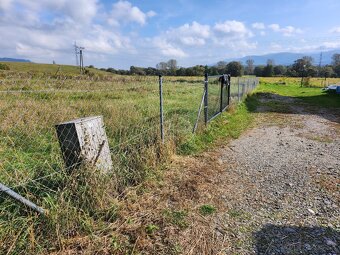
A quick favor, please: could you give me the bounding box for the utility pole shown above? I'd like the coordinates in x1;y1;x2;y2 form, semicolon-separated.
74;42;79;67
79;47;85;74
74;43;85;74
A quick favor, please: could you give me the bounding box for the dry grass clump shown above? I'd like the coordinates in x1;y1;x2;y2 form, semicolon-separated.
98;150;231;255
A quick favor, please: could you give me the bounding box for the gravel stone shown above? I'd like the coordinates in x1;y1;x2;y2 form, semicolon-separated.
216;96;340;254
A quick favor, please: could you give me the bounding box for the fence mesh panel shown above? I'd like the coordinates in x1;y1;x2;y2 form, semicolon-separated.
205;75;258;122
0;74;206;204
0;73;258;214
207;75;222;120
230;77;259;102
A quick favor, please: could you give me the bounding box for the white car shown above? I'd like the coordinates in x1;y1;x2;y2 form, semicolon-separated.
323;84;340;94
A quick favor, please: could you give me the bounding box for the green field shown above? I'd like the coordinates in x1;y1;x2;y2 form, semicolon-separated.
259;77;340;108
0;61;106;75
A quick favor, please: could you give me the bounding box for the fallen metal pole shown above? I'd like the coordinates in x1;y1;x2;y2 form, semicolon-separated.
0;182;45;214
193;89;206;133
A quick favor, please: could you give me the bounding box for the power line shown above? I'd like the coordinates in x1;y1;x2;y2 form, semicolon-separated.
73;43;85;74
74;41;79;67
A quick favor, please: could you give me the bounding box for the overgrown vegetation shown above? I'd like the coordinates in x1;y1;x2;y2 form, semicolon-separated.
1;63;338;254
0;63;10;70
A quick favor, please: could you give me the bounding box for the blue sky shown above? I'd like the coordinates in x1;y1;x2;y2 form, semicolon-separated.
1;0;340;68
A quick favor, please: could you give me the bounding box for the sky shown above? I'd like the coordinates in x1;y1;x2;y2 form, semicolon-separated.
1;0;340;69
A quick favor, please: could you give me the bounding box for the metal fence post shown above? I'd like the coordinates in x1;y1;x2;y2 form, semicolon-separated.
238;77;240;102
204;73;208;125
159;75;164;143
227;74;231;106
220;75;224;112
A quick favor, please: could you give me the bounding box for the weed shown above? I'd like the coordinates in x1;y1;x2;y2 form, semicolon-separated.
163;210;188;229
199;204;216;216
145;224;159;235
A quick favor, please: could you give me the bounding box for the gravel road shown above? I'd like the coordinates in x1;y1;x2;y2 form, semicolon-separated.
217;95;340;254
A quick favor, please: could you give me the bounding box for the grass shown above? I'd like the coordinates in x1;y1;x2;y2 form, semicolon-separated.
0;61;107;76
199;204;216;216
179;98;256;155
0;66;208;253
2;65;338;254
163;210;189;229
258;77;340;108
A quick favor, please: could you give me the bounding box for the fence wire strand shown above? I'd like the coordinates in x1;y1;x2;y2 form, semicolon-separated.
0;74;258;214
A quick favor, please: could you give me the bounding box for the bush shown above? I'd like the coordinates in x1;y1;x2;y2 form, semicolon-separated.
0;63;10;70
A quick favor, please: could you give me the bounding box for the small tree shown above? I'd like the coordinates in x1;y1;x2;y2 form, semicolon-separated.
292;56;313;77
333;64;340;77
320;66;335;78
263;64;274;77
254;66;265;77
245;59;254;75
156;62;168;70
227;61;243;76
167;59;177;75
273;65;286;76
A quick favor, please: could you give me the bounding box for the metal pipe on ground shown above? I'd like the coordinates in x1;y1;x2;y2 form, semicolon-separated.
0;182;45;215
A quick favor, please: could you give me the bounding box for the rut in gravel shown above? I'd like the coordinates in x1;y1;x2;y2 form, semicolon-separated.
213;95;340;254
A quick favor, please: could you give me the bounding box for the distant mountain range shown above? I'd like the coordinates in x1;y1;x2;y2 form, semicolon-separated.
0;57;31;62
224;49;340;66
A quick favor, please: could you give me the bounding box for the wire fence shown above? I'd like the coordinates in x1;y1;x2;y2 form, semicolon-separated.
231;76;259;102
0;73;258;214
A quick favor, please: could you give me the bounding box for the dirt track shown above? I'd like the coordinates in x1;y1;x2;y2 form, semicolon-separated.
214;95;340;254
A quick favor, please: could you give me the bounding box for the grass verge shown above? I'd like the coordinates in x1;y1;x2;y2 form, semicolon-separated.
179;97;257;155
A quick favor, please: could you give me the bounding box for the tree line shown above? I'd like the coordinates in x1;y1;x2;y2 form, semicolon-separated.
101;53;340;77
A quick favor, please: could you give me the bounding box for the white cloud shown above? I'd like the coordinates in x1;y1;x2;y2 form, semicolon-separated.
212;20;254;50
214;20;253;38
321;41;340;49
63;0;98;23
0;0;149;67
147;10;156;18
165;21;210;46
0;0;12;11
252;22;265;30
330;26;340;33
16;0;99;23
270;43;282;51
152;20;256;59
268;23;302;36
79;25;133;54
268;23;280;31
108;0;156;26
153;38;187;58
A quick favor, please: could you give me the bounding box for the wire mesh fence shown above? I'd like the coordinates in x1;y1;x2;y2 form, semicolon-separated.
200;75;258;124
0;73;257;214
230;76;259;102
0;73;204;212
